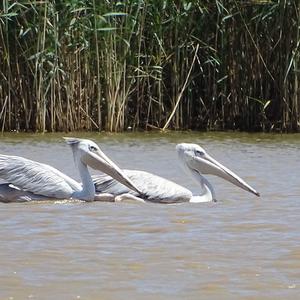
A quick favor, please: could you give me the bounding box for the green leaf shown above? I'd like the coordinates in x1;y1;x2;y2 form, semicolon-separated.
1;12;18;18
263;100;271;110
70;18;76;26
103;12;127;17
97;27;117;31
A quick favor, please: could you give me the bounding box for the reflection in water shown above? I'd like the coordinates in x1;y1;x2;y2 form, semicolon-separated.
0;132;300;299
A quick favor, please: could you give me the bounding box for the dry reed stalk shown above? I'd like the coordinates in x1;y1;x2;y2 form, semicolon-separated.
162;44;199;131
0;1;299;132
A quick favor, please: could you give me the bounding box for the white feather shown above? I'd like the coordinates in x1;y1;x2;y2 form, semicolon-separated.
0;155;81;199
93;169;192;203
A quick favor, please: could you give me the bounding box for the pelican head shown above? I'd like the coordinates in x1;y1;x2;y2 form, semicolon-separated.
64;137;141;194
176;143;259;197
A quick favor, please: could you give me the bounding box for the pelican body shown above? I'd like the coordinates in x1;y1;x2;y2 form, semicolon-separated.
0;138;140;202
93;143;260;203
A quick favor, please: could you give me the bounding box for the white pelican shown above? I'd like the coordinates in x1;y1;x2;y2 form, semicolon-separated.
0;138;141;202
92;143;260;203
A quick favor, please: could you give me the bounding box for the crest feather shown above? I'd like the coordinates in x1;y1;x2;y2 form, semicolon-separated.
63;137;81;145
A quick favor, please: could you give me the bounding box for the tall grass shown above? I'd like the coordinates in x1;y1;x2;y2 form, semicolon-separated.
0;0;299;132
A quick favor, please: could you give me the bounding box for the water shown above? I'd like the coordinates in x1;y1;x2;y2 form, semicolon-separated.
0;132;299;299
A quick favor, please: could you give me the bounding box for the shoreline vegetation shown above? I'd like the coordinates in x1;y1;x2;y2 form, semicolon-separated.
0;0;299;133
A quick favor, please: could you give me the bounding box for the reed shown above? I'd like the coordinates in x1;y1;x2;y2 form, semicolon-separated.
0;0;299;132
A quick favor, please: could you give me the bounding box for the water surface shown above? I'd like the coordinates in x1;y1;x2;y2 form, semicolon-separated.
0;132;299;299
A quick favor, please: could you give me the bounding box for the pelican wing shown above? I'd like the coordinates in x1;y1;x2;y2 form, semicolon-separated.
93;169;192;203
0;155;81;198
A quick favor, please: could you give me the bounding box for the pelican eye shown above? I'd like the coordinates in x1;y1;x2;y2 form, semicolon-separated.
195;150;205;156
89;145;98;152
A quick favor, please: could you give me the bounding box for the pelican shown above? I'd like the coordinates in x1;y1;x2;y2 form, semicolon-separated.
92;143;260;203
0;138;141;202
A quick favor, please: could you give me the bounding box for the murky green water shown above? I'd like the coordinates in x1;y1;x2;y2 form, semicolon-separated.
0;132;300;299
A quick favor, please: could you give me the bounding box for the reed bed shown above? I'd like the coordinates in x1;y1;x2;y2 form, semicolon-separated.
0;0;299;132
